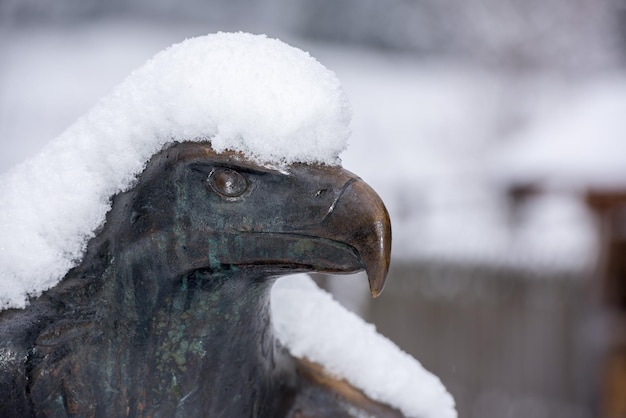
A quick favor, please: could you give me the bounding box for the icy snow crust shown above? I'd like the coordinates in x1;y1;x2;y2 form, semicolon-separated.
273;275;457;418
0;32;350;309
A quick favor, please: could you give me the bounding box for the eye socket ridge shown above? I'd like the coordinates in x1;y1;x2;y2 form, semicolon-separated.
207;167;250;199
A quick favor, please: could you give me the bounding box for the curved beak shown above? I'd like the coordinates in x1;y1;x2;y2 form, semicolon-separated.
316;178;392;297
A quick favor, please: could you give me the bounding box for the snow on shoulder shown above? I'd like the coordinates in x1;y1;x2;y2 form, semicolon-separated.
272;275;457;418
0;32;350;309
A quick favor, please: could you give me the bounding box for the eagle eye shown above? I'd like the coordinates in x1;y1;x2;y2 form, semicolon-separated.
208;168;249;199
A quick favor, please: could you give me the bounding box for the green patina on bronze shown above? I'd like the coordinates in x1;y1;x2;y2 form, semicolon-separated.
0;142;395;417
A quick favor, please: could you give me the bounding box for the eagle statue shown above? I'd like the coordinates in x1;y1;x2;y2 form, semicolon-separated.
0;33;456;417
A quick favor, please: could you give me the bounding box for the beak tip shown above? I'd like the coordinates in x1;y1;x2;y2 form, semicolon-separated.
367;269;388;299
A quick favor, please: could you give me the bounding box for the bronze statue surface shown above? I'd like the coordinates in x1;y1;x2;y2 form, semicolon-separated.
0;142;394;417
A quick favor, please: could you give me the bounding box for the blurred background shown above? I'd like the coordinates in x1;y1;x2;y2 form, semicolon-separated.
1;1;626;416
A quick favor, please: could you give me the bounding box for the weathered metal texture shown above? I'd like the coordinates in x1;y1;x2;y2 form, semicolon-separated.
0;142;394;417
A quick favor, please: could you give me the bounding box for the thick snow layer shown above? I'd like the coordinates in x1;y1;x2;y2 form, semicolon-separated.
272;274;457;418
0;32;350;309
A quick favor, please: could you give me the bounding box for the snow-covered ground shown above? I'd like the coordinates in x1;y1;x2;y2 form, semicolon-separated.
2;18;622;273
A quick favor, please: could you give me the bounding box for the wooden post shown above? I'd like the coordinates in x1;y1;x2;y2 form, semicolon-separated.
586;190;626;418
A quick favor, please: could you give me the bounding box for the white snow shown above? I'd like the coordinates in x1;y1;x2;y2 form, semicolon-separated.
496;76;626;189
0;32;350;310
272;274;457;418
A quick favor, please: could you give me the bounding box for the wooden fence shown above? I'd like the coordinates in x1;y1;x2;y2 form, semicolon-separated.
359;260;603;418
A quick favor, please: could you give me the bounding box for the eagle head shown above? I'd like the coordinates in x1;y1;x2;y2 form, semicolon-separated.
108;141;391;296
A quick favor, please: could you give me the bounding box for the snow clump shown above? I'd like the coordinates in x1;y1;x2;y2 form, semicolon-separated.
272;274;457;418
0;32;351;309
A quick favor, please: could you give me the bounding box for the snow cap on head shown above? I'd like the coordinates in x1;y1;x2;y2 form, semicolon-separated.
124;32;351;165
0;32;352;309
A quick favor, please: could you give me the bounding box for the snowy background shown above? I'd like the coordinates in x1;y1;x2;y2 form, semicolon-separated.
2;1;626;417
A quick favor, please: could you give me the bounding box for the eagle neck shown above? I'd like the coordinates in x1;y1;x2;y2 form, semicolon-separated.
120;267;297;416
